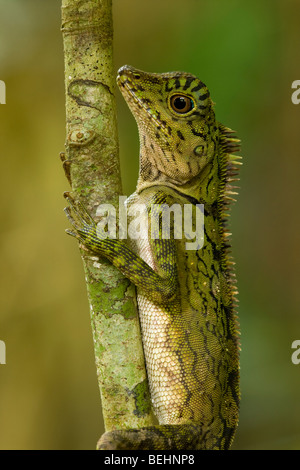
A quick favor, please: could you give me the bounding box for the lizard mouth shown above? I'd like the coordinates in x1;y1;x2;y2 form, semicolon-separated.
117;66;169;137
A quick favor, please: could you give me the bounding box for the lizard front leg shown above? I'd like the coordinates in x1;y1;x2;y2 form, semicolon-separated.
64;192;178;304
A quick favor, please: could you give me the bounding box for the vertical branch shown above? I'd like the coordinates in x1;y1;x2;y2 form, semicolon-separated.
61;0;155;436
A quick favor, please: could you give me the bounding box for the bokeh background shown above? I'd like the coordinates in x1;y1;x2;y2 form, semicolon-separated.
0;0;299;450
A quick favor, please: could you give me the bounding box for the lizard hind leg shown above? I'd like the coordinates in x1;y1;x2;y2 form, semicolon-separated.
97;424;231;450
97;426;195;451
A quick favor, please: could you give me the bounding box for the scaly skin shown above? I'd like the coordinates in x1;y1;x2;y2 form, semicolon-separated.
65;65;241;450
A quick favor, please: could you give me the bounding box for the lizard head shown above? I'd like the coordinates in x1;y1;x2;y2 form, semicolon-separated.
117;65;218;187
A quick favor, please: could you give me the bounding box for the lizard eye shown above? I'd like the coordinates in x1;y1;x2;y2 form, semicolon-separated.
169;94;194;114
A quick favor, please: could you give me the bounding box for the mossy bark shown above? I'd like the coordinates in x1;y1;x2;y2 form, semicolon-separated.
61;0;155;436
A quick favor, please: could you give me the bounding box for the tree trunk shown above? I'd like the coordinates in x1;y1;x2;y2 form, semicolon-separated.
61;0;155;438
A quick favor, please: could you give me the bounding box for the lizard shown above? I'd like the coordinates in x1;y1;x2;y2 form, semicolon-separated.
64;65;241;450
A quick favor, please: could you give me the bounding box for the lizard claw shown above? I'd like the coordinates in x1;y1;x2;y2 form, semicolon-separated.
64;205;78;228
63;192;96;228
65;228;80;239
63;192;102;253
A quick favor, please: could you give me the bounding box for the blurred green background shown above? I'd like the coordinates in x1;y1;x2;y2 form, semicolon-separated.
0;0;299;450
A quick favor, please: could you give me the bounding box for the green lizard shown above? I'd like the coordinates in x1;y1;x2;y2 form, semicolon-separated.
64;65;241;450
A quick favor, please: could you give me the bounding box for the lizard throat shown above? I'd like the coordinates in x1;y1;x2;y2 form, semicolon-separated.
118;77;169;138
